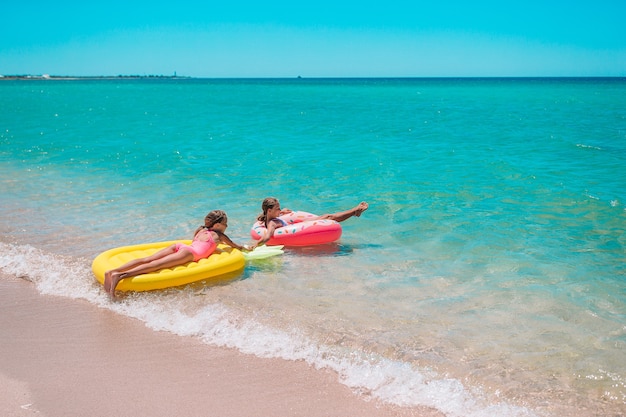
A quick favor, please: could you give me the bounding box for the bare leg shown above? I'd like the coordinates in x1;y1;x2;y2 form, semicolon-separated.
318;202;369;223
106;245;179;277
105;246;177;295
106;245;193;299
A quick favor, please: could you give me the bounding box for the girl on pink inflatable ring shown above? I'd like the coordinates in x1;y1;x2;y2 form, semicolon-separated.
250;197;368;248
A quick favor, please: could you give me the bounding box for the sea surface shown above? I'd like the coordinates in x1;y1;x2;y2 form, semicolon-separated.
1;77;625;417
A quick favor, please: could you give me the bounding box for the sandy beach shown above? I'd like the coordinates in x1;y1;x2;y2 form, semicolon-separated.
0;274;439;417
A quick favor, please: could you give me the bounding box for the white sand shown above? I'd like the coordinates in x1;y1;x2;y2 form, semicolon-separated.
0;275;440;417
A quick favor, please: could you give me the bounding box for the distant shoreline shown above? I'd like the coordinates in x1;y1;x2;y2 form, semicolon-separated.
0;74;190;80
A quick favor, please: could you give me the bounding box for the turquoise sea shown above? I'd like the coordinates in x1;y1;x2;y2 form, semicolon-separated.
1;78;625;417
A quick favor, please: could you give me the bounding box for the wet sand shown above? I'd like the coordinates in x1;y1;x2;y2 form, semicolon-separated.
0;274;440;417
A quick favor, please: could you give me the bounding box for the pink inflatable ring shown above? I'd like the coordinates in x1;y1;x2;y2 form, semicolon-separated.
250;211;342;246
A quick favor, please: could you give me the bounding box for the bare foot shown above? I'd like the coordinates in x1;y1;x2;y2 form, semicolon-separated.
108;272;125;299
354;201;369;217
104;270;112;293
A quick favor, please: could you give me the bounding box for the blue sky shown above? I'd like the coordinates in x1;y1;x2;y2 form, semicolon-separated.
1;1;625;77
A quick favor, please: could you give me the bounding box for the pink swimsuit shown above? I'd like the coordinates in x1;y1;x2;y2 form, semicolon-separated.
175;229;217;261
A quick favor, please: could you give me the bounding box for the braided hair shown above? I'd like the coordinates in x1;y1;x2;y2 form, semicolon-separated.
204;210;227;230
257;197;279;226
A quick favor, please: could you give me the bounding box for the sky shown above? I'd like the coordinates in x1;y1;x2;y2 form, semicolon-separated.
1;1;625;77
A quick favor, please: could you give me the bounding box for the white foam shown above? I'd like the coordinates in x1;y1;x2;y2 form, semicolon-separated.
0;242;538;417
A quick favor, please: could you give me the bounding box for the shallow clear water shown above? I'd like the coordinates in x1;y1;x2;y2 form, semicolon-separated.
1;78;625;417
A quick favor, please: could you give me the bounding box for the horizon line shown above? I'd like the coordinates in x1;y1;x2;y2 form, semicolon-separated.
2;74;625;80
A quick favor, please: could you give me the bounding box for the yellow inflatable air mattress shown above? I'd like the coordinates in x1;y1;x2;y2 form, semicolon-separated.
92;240;245;292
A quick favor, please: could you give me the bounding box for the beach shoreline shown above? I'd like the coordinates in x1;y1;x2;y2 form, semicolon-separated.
0;273;439;417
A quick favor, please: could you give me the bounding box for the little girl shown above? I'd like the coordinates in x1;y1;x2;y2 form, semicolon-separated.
253;197;368;247
104;210;250;299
